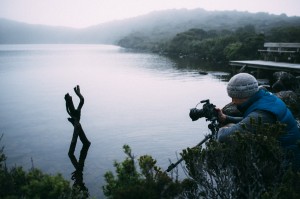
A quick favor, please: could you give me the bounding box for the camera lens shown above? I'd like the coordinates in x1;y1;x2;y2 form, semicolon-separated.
189;108;204;121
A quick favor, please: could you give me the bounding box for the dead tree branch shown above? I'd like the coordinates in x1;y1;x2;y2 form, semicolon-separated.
65;85;91;196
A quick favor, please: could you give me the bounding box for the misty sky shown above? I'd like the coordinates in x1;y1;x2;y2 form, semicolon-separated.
0;0;299;28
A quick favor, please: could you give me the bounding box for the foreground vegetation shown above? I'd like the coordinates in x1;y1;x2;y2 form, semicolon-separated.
1;121;300;198
103;121;300;199
0;135;89;199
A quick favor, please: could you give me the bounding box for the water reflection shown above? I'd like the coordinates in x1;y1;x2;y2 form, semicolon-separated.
167;56;232;81
120;47;232;82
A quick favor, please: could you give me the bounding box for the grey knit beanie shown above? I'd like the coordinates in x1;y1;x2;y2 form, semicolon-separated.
227;73;259;99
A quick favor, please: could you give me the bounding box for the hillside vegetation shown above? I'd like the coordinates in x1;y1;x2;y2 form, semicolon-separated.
119;25;300;63
1;8;300;45
117;11;300;63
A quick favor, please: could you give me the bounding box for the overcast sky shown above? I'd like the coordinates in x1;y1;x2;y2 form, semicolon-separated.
0;0;299;28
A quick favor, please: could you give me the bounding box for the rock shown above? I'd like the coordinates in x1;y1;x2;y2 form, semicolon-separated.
272;72;299;92
199;71;208;75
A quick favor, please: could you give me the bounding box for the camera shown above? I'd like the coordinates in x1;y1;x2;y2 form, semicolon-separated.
189;99;218;121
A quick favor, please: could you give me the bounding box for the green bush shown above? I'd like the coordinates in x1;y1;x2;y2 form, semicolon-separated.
180;121;300;199
0;164;72;199
103;145;181;199
103;121;300;199
0;134;88;199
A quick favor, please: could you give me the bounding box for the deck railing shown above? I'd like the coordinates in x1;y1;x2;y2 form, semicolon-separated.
258;43;300;62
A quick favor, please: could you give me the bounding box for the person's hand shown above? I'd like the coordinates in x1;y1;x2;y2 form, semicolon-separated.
216;108;226;123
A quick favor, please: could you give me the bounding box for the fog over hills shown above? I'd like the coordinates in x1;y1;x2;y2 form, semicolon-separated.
1;8;300;44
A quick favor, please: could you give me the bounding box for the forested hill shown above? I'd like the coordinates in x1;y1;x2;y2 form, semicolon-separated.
1;8;300;44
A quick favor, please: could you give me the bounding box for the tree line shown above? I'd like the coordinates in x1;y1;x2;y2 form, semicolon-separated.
118;25;300;63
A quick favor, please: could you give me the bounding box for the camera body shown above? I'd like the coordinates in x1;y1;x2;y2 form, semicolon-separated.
189;99;218;121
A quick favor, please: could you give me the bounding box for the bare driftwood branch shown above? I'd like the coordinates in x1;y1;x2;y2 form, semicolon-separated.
65;85;90;197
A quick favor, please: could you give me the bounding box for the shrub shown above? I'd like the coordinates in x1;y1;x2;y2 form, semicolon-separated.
103;121;300;199
0;134;87;199
180;121;300;199
103;145;181;199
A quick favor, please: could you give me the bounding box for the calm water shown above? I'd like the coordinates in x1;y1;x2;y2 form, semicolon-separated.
0;44;231;198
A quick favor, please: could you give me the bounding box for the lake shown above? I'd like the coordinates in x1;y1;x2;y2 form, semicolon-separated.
0;44;231;198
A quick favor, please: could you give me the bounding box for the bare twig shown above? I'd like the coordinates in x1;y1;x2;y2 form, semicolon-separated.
65;85;90;197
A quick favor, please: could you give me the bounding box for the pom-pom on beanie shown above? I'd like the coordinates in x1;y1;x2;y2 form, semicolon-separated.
227;73;259;99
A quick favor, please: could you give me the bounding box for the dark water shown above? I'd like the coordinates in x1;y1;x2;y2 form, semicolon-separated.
0;44;232;198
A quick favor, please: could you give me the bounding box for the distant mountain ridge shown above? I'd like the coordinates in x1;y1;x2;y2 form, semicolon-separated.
1;8;300;44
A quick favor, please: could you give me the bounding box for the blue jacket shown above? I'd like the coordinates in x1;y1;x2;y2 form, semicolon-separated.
218;89;300;169
238;89;300;148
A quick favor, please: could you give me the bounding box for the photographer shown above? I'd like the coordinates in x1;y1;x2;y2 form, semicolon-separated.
216;73;300;170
